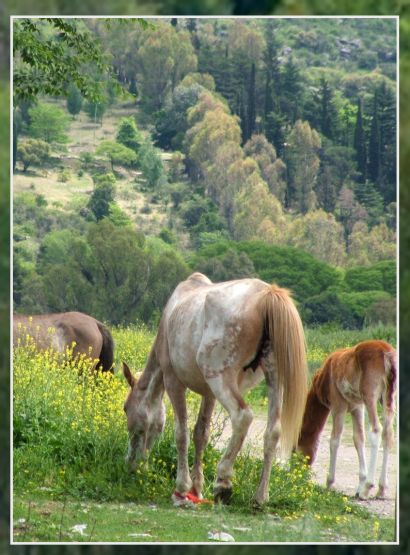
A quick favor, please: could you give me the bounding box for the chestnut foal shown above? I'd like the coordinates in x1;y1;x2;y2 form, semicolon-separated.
298;340;396;499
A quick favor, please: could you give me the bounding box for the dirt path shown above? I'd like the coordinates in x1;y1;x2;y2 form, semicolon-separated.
214;412;397;519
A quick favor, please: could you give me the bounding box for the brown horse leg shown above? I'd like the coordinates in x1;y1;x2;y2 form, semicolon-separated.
361;396;381;499
191;394;216;498
207;371;253;504
326;406;347;489
377;398;394;499
255;355;282;506
351;405;368;497
164;375;192;497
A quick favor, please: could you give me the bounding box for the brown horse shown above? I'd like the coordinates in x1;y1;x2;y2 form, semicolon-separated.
298;340;396;499
14;311;114;373
123;272;307;506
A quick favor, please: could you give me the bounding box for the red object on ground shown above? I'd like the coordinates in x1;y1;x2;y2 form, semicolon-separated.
173;490;213;504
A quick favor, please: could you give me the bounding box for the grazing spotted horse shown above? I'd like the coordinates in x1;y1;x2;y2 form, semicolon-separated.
123;272;308;506
14;311;114;373
298;340;396;499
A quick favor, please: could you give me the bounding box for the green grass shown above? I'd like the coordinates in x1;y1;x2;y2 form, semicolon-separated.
12;493;394;543
13;324;397;543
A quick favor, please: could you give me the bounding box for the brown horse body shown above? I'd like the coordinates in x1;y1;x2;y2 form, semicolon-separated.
123;272;308;506
14;311;114;373
298;340;396;499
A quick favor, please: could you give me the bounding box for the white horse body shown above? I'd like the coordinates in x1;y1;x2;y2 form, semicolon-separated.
164;274;266;395
123;272;308;506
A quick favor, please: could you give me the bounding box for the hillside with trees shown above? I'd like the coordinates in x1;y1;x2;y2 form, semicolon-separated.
13;17;397;329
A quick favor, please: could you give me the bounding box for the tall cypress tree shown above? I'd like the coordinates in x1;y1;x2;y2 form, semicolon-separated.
319;78;335;140
353;97;367;183
281;56;302;124
368;92;382;186
377;81;396;203
246;62;256;141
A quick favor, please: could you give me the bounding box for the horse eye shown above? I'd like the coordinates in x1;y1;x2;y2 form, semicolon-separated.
123;404;127;413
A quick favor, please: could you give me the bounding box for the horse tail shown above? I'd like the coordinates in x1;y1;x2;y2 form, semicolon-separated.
260;285;308;456
298;361;332;464
383;348;397;412
96;321;115;373
382;347;397;449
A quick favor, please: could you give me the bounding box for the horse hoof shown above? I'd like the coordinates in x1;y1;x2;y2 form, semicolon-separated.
214;486;232;505
376;487;386;499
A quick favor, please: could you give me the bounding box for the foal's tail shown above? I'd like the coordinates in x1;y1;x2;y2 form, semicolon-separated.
298;362;332;465
97;321;115;373
383;348;397;413
383;347;397;449
259;285;308;456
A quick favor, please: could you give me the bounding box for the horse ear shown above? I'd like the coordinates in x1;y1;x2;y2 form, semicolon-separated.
122;361;135;388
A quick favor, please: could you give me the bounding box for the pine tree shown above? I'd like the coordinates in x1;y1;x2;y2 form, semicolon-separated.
353;97;367;183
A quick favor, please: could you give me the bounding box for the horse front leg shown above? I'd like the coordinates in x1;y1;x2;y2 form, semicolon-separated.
207;372;253;504
191;394;215;499
327;407;346;490
255;355;282;506
164;377;192;502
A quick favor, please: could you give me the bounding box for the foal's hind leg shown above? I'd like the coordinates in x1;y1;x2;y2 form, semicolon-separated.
351;405;368;498
361;396;382;499
191;394;216;498
207;371;253;504
377;398;394;499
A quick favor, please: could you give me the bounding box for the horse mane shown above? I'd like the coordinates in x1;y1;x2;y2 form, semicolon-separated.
259;284;308;455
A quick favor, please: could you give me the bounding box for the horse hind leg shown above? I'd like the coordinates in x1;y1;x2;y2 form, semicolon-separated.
356;396;381;499
207;371;253;504
254;353;282;506
351;405;368;498
190;394;216;498
377;394;395;499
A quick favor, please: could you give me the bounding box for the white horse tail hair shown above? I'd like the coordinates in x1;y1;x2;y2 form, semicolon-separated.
259;284;308;456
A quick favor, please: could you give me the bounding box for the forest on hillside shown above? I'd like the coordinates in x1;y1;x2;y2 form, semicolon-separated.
13;17;397;329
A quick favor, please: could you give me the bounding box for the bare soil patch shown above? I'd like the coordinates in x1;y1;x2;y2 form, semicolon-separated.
215;412;397;519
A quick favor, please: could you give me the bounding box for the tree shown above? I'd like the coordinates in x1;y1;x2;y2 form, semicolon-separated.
28;103;70;143
17;138;50;172
66;83;83;118
318;78;338;140
368;94;381;186
233;172;285;242
116;116;142;152
13;18;110;102
280;56;303;123
243;133;287;205
285;120;321;213
138;140;166;188
96;140;137;172
137;22;197;113
353;97;367;183
84;97;108;125
286;210;346;267
88;175;116;221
